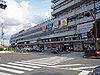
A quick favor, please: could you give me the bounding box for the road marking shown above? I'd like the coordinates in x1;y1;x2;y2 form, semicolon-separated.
19;63;47;67
47;64;84;68
8;63;41;68
16;56;74;65
0;64;33;71
0;67;24;74
0;72;12;75
78;71;90;75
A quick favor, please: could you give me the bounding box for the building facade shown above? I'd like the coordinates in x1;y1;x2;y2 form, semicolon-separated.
10;0;100;51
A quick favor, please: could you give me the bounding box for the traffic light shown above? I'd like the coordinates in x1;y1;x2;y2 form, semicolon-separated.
0;4;3;8
0;4;7;9
85;12;90;17
0;0;7;9
90;30;92;35
2;4;7;9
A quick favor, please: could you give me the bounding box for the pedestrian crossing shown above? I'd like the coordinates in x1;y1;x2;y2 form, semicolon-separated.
0;56;73;75
0;56;98;75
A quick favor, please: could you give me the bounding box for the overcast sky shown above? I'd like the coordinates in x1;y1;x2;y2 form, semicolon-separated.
0;0;52;45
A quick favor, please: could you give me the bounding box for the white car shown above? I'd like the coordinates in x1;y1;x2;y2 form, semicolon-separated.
24;47;32;52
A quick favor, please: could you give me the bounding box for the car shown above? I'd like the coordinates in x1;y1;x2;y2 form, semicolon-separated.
35;47;42;52
51;47;59;53
92;66;100;75
25;47;32;52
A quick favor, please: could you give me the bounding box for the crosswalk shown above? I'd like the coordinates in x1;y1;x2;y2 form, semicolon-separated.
0;56;73;75
0;56;98;75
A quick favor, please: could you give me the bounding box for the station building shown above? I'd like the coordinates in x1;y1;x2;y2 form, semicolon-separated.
10;0;100;51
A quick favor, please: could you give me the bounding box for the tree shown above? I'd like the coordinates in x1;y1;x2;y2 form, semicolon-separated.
88;19;100;38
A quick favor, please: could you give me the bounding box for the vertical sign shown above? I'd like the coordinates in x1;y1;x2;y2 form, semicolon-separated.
61;18;67;27
42;26;46;32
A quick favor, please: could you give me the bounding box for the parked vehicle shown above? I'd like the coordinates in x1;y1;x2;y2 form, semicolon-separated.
35;47;42;52
92;66;100;75
24;47;32;52
51;47;59;53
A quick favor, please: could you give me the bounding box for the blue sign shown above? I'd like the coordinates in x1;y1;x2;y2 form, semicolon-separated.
82;33;87;38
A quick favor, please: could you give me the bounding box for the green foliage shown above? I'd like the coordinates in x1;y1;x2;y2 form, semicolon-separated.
0;48;3;51
13;49;26;53
97;19;100;38
88;19;100;38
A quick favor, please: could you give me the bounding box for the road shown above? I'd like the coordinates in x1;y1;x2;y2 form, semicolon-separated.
0;52;100;75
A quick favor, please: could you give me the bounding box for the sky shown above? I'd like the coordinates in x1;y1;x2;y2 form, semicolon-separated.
0;0;52;46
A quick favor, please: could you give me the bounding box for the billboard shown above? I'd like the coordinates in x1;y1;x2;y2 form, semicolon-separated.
61;18;67;27
53;21;59;29
42;26;46;32
47;24;52;31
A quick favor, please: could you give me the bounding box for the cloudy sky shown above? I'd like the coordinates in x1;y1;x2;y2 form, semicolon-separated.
0;0;52;46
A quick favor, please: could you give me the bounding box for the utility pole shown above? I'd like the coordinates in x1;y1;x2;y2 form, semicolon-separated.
0;0;7;47
1;23;4;46
94;0;98;50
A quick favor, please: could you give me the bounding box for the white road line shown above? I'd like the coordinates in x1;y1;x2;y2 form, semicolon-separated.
8;63;41;68
16;57;72;66
78;71;90;75
0;67;24;74
47;64;84;68
0;72;12;75
20;63;47;67
73;66;98;70
0;64;33;71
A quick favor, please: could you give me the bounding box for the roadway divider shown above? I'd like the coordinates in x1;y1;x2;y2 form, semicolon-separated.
0;50;26;53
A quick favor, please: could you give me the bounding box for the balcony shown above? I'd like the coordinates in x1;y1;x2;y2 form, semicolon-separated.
51;0;59;3
51;0;80;16
51;0;66;9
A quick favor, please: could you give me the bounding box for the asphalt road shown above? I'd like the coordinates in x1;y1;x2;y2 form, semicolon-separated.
0;52;100;75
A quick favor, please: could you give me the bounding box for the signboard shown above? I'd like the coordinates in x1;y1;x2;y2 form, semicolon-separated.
82;33;88;38
47;24;52;31
96;6;100;13
61;18;67;27
42;26;46;32
53;21;59;29
77;22;94;29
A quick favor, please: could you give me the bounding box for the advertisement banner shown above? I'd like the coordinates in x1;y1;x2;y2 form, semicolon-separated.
42;26;46;32
47;24;52;31
61;18;67;27
53;21;59;29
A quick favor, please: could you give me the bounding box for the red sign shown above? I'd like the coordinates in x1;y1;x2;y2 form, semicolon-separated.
96;51;100;54
42;26;46;32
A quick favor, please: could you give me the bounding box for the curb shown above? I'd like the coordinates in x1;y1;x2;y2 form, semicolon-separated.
0;51;15;53
83;56;100;59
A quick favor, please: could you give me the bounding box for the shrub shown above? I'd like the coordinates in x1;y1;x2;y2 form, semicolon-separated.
0;48;3;51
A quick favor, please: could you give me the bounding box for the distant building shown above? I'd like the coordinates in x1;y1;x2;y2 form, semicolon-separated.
10;0;100;51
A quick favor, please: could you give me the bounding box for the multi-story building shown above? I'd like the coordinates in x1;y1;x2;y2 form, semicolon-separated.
10;0;100;51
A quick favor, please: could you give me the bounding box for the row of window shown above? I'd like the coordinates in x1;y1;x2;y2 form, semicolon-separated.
55;0;100;18
68;6;100;23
